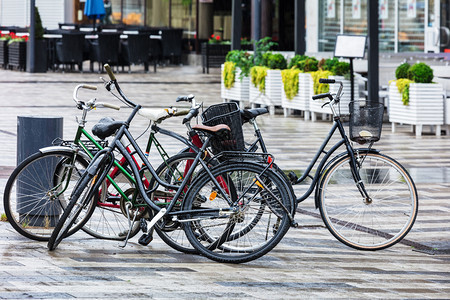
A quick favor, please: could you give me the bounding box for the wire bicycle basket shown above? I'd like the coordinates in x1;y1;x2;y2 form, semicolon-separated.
201;102;245;153
349;100;384;145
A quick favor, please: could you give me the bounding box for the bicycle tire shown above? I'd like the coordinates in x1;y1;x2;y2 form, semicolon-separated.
318;152;418;250
149;152;213;254
48;155;110;250
3;150;89;241
182;162;292;264
80;160;142;241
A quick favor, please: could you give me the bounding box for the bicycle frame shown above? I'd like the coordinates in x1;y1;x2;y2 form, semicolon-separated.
57;104;174;211
88;104;235;217
246;93;372;207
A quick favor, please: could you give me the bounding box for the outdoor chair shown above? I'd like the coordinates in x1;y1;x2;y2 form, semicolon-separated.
120;34;150;72
160;28;183;65
148;39;162;72
55;33;85;72
89;33;121;73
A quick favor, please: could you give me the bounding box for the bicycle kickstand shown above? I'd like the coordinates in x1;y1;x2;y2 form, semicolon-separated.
119;202;139;248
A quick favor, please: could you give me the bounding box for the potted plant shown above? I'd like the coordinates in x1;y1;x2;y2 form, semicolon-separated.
249;49;286;115
281;55;318;120
201;34;230;74
7;32;28;71
309;58;357;121
221;50;253;107
389;62;444;136
0;32;12;68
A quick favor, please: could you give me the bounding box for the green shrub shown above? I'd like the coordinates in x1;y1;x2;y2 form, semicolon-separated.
250;66;269;93
254;37;278;66
394;78;413;105
395;62;410;79
332;61;350;76
303;57;319;72
407;62;433;83
281;68;301;100
262;52;287;69
320;58;339;71
311;70;333;95
222;61;236;89
288;55;308;69
225;50;253;78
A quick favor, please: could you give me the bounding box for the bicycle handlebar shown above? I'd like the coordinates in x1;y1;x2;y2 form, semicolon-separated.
96;102;121;110
312;93;333;101
182;105;201;124
176;94;195;103
105;64;116;81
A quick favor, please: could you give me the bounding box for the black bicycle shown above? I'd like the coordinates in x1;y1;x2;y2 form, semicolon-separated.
47;64;295;264
284;78;418;250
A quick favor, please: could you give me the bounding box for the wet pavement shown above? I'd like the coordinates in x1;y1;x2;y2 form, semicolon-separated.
0;65;449;299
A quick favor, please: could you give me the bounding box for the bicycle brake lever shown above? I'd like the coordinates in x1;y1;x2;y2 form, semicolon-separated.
321;102;330;108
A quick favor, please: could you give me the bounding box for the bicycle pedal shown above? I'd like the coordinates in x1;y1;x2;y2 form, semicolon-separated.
138;233;153;246
288;171;298;184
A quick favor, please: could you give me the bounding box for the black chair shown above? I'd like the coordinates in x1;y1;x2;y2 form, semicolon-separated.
148;39;162;72
120;34;150;72
160;28;183;65
55;33;85;72
89;33;121;72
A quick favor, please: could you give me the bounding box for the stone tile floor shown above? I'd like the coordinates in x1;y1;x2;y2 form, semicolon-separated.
0;66;449;299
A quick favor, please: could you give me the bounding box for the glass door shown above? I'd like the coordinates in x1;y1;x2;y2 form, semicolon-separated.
440;0;450;52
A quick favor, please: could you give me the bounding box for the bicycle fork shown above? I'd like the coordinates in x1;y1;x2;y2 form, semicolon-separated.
348;152;372;205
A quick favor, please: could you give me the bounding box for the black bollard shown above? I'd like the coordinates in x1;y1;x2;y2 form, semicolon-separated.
17;116;64;226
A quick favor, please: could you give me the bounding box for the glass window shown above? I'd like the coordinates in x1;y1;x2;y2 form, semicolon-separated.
319;0;342;51
343;0;367;35
379;0;396;52
122;0;145;25
398;0;425;52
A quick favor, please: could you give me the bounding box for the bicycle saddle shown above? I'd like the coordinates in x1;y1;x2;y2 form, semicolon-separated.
192;124;231;137
240;107;269;123
92;117;126;140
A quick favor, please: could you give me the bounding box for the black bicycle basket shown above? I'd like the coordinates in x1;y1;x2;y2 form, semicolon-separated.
349;100;384;145
201;102;245;153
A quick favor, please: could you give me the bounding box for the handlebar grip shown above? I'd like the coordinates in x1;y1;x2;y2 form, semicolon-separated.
176;94;195;103
319;78;335;84
312;93;332;100
173;109;190;116
101;103;121;110
81;84;97;90
182;108;199;124
104;64;116;81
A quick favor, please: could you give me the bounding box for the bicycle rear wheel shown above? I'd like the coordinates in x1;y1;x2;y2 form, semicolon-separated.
318;152;418;250
182;162;293;264
149;152;210;254
3;150;89;241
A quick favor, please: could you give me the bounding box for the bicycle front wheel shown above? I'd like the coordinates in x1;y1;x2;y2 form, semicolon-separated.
3;150;89;241
182;162;293;264
318;152;418;250
48;155;110;250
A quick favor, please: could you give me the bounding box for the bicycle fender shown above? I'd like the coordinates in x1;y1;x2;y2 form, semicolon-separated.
313;148;380;209
38;146;91;162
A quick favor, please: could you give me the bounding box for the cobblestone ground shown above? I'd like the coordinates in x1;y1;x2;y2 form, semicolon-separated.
0;66;449;299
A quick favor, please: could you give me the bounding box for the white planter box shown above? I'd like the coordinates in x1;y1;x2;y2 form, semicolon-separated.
309;76;358;121
220;65;250;108
388;82;444;136
249;69;282;115
281;72;312;120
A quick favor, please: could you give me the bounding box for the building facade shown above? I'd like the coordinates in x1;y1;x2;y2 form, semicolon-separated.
1;0;449;54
